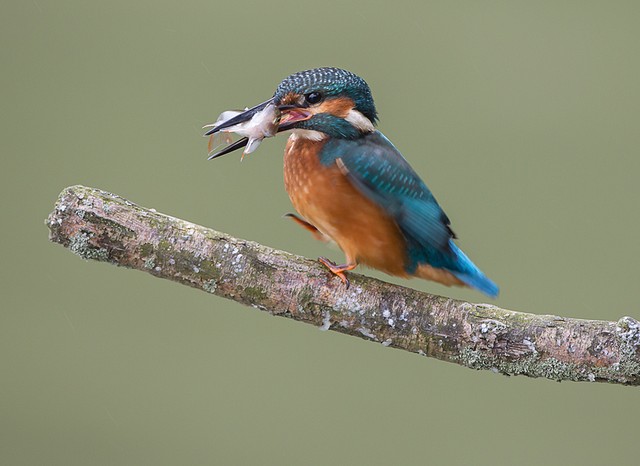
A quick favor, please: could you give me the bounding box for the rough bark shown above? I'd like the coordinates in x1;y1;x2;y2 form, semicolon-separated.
46;185;640;386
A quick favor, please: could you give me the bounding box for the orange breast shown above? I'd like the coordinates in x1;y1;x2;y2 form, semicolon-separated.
283;135;409;277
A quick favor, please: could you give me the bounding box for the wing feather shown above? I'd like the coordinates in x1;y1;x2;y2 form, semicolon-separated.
321;131;454;253
318;130;499;297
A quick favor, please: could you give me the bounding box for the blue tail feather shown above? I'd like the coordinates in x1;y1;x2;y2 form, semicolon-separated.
447;242;499;298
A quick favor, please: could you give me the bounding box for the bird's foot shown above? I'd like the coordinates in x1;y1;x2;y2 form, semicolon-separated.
318;257;357;289
285;213;326;242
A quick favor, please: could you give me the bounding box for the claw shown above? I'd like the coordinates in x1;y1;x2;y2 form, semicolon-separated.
318;257;357;289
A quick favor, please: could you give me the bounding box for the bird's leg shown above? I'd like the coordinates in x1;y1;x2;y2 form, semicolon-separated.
284;213;327;242
318;257;358;289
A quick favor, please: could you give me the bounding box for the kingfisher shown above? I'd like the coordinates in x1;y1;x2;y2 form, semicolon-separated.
205;67;499;298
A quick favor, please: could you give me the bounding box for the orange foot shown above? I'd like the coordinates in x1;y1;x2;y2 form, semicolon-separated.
318;257;358;289
285;213;327;242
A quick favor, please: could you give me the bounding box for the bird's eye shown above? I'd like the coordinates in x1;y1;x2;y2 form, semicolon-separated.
305;92;323;105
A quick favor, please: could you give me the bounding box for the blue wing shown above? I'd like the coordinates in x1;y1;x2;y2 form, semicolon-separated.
319;131;499;297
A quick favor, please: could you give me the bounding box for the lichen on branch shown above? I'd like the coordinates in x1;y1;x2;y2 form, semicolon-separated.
46;185;640;386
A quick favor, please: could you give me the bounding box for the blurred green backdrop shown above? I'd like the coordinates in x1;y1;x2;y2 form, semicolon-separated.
2;1;639;464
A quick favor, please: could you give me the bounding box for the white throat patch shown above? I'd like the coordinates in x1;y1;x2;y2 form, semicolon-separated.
290;129;327;141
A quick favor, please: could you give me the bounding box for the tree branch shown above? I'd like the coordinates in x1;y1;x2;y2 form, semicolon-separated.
46;185;640;386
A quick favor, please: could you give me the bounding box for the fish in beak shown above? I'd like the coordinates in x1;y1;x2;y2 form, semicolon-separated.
203;99;312;160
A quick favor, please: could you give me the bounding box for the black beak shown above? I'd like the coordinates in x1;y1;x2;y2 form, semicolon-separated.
203;98;274;136
204;100;311;160
207;137;251;160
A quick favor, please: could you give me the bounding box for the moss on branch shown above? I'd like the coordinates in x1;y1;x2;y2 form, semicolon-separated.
46;185;640;386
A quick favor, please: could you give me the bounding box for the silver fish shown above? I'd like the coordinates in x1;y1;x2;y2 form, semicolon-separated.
203;102;280;159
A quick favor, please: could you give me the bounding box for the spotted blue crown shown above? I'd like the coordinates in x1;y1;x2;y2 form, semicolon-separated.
273;67;378;123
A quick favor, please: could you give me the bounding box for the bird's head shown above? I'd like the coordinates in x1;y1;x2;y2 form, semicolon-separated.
205;68;378;159
273;67;378;140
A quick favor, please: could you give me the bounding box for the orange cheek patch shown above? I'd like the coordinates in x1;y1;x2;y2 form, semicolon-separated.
315;97;355;118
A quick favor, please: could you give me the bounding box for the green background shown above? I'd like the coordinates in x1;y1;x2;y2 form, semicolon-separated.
2;1;639;464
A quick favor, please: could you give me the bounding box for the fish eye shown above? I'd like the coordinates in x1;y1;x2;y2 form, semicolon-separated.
304;92;323;105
